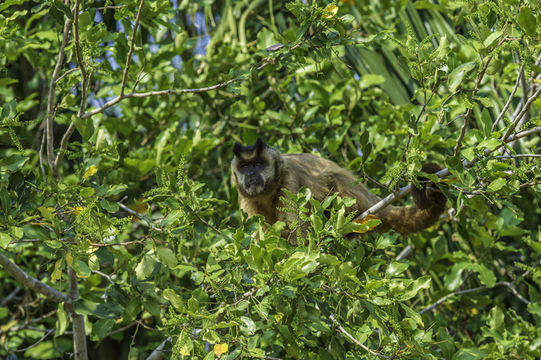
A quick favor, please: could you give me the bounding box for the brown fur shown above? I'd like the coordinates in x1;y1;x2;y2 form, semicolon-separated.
232;140;446;237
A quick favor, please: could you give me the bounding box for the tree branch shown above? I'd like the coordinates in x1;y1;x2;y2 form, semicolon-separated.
120;0;145;96
419;276;530;315
0;252;70;304
501;85;541;141
117;202;161;231
73;0;87;109
495;154;541;159
329;314;392;359
492;62;524;131
68;267;88;360
46;17;72;171
454;55;494;156
80;79;238;119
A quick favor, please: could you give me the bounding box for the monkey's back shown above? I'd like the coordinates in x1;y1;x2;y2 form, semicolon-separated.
280;153;381;207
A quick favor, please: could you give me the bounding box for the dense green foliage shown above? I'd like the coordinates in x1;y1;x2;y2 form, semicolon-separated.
1;0;541;359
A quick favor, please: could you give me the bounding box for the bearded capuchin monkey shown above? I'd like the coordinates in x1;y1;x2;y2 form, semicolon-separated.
231;138;446;237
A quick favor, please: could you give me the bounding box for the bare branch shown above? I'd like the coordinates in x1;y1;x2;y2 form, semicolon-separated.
120;0;145;96
419;285;486;314
53;122;76;176
0;252;70;304
81;78;238;119
329;314;392;359
495;154;541;159
492;63;525;131
0;287;22;306
39;127;48;185
55;67;79;85
14;329;55;353
501;86;541;141
73;0;87;84
90;240;146;247
419;277;530;315
117;202;161;231
505;125;541;142
46;17;72;171
454;55;494;156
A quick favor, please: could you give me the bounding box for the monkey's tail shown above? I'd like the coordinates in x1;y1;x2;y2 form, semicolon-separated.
380;164;446;235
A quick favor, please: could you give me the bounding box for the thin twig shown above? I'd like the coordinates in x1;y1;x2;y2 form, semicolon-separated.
501;86;541;141
81;79;238;119
454;55;494;156
0;287;22;306
46;17;72;171
495;154;541;159
117;202;161;231
90;240;146;247
419;276;530;314
120;0;145;96
419;285;486;314
55;67;79;85
492;63;525;131
505;126;541;142
91;269;114;285
73;0;87;90
39;127;47;185
329;314;392;359
53;122;76;176
14;329;55;352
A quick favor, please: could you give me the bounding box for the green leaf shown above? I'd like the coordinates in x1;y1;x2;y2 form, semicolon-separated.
0;155;28;172
240;316;256;335
161;209;183;226
518;6;537;36
163;289;185;311
0;232;11;248
74;299;122;319
359;74;385;89
472;264;496;287
53;0;73;20
135;254;155;280
445;263;468;291
527;302;541;317
96;184;128;197
0;0;27;12
157;247;178;268
487;178;506;192
477;138;500;151
448;61;476;93
386;261;409;277
483;30;503;48
93;319;115;340
276;251;320;281
452;348;486;360
56;303;68;335
100;199;119;213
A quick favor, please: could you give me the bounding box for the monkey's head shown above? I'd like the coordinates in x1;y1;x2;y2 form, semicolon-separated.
231;138;283;197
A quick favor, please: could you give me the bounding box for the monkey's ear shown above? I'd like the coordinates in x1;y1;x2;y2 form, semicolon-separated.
254;138;265;153
233;142;243;157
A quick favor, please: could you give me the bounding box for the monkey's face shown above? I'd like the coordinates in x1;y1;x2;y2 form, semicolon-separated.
231;139;280;197
236;159;269;196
